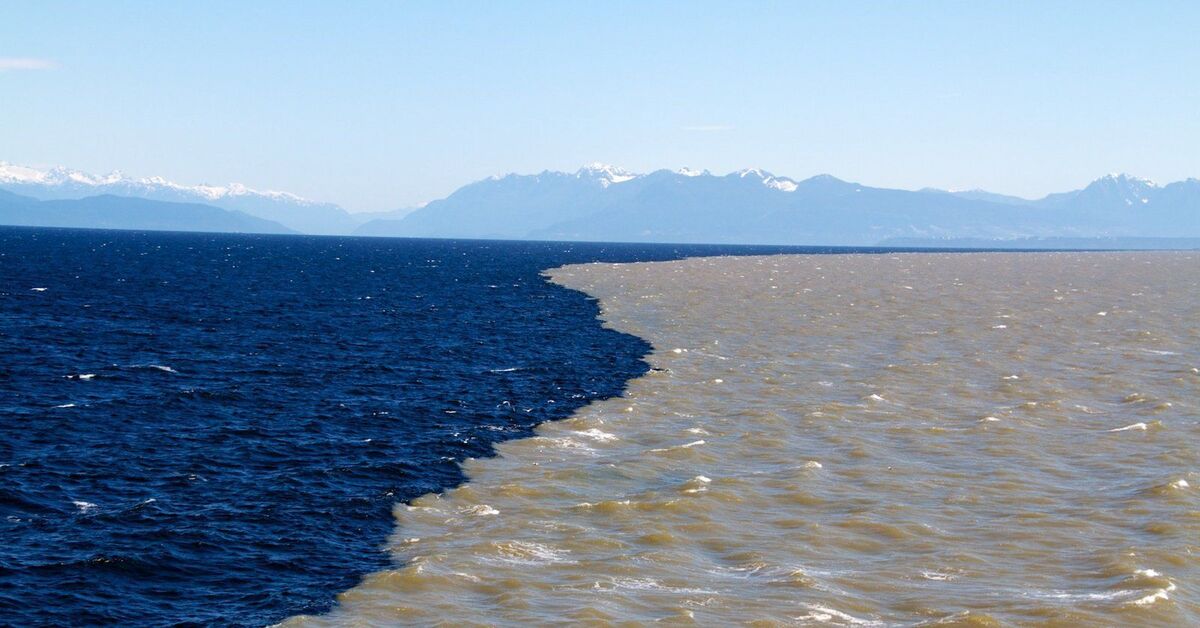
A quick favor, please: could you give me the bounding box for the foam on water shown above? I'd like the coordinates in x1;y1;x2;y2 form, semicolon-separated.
288;251;1199;626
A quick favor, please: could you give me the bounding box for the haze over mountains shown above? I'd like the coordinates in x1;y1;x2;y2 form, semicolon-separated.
0;162;411;235
2;161;1197;245
359;165;1200;245
0;189;294;235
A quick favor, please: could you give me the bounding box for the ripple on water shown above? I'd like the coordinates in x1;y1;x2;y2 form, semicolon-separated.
290;252;1200;627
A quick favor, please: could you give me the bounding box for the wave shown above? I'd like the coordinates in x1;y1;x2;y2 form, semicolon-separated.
286;251;1199;626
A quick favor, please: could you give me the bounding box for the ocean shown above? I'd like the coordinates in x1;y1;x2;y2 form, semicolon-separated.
297;251;1197;626
0;227;859;626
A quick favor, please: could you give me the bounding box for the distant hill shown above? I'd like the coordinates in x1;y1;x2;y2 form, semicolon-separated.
0;189;294;234
879;236;1200;250
356;166;1200;245
0;162;354;234
6;159;1199;244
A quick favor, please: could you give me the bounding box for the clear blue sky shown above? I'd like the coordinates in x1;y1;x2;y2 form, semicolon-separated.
2;1;1197;211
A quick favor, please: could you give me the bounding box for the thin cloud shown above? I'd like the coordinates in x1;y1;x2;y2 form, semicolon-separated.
682;125;734;132
0;57;58;71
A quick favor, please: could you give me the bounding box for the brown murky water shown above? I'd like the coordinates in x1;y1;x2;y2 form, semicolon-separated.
290;252;1199;626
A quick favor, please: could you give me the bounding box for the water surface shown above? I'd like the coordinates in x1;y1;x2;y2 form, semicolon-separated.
0;227;847;625
300;251;1199;626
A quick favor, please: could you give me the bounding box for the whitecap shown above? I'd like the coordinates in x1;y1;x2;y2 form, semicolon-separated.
133;364;178;374
1034;589;1128;602
72;500;97;513
534;436;595;454
29;287;47;292
1131;582;1176;607
793;604;882;626
461;504;500;516
1107;422;1147;432
573;428;618;443
489;541;573;565
604;577;718;595
649;439;706;453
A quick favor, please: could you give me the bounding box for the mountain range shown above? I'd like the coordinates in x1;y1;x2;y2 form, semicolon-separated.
2;161;1198;245
0;162;409;235
0;189;294;235
357;165;1200;245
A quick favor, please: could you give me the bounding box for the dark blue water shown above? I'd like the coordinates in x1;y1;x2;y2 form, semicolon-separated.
0;227;874;626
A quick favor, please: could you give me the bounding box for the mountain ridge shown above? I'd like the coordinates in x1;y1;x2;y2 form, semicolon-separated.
0;162;355;234
0;189;295;235
357;166;1199;245
4;160;1198;244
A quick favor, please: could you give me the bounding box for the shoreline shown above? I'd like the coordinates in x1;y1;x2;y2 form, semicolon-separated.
289;250;1198;626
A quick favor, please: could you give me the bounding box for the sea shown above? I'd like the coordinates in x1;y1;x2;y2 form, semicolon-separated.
0;227;862;626
296;251;1196;627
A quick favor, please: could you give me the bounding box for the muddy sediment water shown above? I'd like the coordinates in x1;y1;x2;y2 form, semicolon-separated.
292;251;1199;626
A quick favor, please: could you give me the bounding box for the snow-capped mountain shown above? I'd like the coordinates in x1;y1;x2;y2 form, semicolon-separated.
0;162;356;234
356;166;1200;244
4;160;1196;244
0;162;316;205
574;162;638;187
735;168;798;192
1040;173;1156;208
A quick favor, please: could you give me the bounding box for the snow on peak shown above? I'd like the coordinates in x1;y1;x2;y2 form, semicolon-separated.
576;163;637;186
0;161;53;184
1084;173;1159;207
0;162;129;187
0;160;316;204
676;167;710;177
764;177;798;192
1099;173;1157;188
734;168;797;192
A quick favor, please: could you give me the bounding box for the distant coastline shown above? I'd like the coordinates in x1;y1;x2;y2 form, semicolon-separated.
5;161;1199;243
877;236;1200;250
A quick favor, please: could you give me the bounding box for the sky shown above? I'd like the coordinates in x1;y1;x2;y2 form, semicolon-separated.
1;1;1198;212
